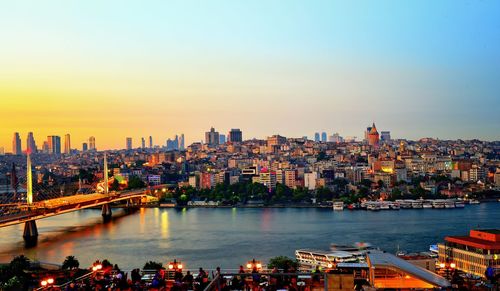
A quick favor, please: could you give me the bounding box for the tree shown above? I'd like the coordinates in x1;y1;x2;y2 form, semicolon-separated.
268;256;299;270
317;151;327;161
359;179;372;188
109;179;120;191
62;256;80;270
9;255;30;274
316;187;334;202
143;261;163;270
127;176;145;189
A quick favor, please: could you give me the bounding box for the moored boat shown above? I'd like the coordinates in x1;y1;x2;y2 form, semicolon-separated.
422;200;433;208
333;201;344;211
295;249;358;270
432;200;445;209
444;200;456;208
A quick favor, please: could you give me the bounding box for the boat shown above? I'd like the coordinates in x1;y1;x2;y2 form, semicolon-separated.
397;200;413;209
333;201;344;211
469;199;480;204
432;200;445;209
422;200;433;209
389;202;400;210
379;201;390;210
411;200;423;209
366;202;380;211
454;200;465;208
444;200;456;208
295;249;358;270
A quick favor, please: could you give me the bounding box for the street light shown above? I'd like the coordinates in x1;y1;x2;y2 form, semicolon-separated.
41;277;55;289
246;259;263;271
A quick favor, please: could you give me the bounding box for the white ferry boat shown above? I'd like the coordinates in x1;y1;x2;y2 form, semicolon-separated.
396;200;413;209
333;201;344;211
379;201;391;210
422;200;433;209
366;202;380;211
389;202;400;210
411;200;423;209
444;200;456;208
469;199;480;204
432;200;446;209
295;249;357;270
454;200;465;208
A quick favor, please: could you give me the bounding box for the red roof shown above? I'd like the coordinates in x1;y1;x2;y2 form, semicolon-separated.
445;236;500;250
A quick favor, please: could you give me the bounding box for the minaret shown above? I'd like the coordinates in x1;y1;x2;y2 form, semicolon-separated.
104;152;109;195
26;153;33;204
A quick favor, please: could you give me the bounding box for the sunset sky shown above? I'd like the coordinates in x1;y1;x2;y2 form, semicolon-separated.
1;1;499;151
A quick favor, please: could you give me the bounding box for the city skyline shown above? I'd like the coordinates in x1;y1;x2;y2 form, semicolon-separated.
1;1;499;150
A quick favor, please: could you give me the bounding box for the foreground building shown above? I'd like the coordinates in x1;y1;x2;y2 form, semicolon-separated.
438;229;500;278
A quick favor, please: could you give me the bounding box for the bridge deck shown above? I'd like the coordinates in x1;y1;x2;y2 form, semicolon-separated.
0;190;148;228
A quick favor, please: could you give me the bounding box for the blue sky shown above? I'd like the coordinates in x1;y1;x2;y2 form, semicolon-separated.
0;0;499;148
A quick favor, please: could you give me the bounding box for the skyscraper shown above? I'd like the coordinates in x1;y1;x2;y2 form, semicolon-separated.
229;128;243;142
26;132;37;154
219;134;226;144
179;134;185;150
380;131;391;142
47;136;61;155
174;135;179;150
314;132;320;142
64;134;71;154
205;127;219;146
89;136;96;151
42;141;49;153
82;142;88;152
321;132;327;142
149;136;153;148
141;137;145;149
12;132;22;155
126;137;133;150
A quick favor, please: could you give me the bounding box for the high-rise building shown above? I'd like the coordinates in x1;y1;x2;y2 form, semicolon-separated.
64;134;71;154
314;132;320;142
328;133;343;143
42;141;49;153
205;127;219;146
321;132;327;142
380;131;391;142
179;134;185;150
149;136;153;148
126;137;133;150
174;135;179;150
82;142;88;152
0;147;4;155
229;128;243;143
13;132;22;155
141;137;145;149
47;136;61;155
219;134;226;144
26;132;37;154
89;136;96;151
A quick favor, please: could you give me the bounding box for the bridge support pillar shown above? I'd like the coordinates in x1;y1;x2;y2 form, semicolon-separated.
23;220;38;245
102;204;112;221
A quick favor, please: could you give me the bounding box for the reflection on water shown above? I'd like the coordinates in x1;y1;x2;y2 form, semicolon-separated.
0;204;498;270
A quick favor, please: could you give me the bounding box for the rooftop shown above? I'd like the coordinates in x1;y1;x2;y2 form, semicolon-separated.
367;251;450;288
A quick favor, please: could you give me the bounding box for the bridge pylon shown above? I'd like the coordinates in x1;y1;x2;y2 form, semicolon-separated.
102;204;112;221
23;220;38;245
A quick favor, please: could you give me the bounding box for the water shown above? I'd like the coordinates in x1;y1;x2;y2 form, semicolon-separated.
0;204;498;270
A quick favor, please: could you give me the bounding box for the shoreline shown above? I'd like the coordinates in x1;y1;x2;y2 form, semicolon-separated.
102;200;498;209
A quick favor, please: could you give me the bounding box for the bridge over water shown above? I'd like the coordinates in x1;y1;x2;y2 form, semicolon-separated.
0;153;153;244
